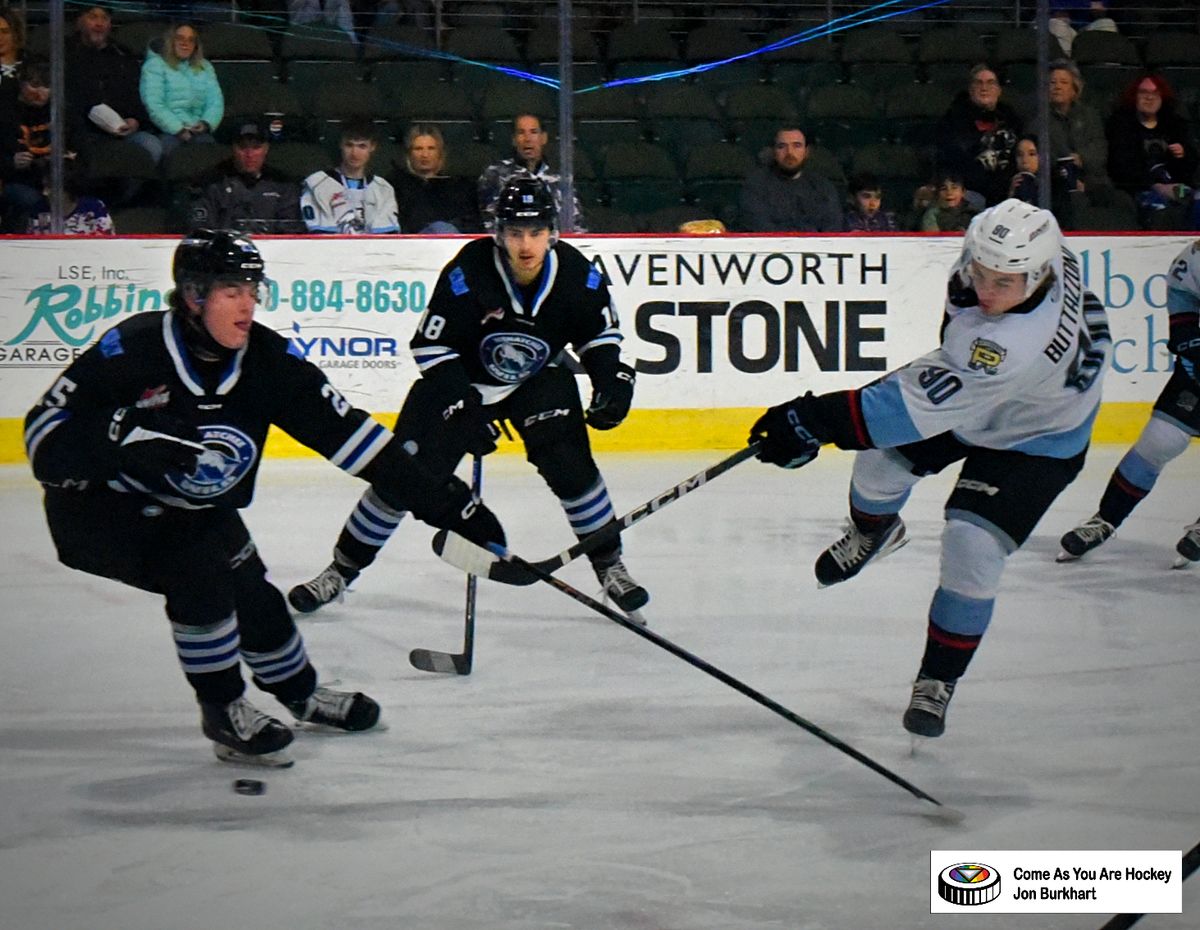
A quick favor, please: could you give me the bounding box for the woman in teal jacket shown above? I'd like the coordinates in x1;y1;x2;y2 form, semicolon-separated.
139;23;223;159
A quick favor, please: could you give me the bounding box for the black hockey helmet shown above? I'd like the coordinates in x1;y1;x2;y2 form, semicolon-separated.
173;228;265;293
494;177;558;243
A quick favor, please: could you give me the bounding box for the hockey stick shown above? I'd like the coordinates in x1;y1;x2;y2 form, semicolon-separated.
475;539;961;818
432;444;760;584
409;455;483;675
1096;841;1199;930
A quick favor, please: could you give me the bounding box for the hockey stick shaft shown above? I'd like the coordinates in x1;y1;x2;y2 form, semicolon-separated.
489;542;954;813
409;455;482;675
434;444;760;583
1097;841;1199;930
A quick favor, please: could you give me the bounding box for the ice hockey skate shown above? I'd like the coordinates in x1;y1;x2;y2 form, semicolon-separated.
814;516;907;588
903;675;957;738
287;561;357;614
593;555;649;623
287;686;381;732
1057;513;1115;562
1172;517;1200;569
201;696;295;767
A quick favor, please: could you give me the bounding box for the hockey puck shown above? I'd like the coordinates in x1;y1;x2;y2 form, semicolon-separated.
233;778;266;796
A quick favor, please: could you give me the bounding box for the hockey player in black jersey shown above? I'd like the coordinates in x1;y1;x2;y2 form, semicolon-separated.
289;177;648;617
24;229;505;767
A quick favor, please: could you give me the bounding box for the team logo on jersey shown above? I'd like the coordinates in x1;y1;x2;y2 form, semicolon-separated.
166;425;257;499
968;338;1006;375
480;332;551;383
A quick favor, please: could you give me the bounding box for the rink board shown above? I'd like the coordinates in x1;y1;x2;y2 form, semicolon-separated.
0;233;1191;462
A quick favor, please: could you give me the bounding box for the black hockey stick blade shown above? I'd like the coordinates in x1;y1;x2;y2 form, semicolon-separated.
409;646;471;674
410;456;482;675
432;444;760;585
484;541;960;818
1096;841;1200;930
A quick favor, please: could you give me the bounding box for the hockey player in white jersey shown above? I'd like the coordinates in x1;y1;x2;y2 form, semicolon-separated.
1059;238;1200;568
748;199;1110;738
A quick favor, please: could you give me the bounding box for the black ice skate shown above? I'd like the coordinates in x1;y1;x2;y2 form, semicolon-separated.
201;696;295;767
1057;514;1115;562
1173;517;1200;569
593;555;649;621
814;515;907;588
287;686;381;732
287;561;357;614
902;675;957;738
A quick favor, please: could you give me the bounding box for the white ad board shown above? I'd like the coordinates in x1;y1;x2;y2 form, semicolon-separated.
0;233;1191;457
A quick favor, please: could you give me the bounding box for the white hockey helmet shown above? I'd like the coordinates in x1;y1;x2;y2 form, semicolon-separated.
962;198;1062;299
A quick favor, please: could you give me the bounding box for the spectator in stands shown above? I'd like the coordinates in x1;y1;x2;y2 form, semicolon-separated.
0;6;26;119
1008;134;1040;204
391;124;480;233
936;64;1023;208
1047;59;1108;227
288;0;358;45
920;170;978;232
1047;0;1120;56
27;159;114;235
139;22;223;159
190;119;305;233
67;5;162;167
1;62;82;232
478;112;586;233
844;172;898;231
738;126;843;232
300;117;399;234
1106;73;1198;229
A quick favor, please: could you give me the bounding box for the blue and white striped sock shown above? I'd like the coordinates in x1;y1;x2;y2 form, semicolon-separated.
172;614;240;676
561;478;615;539
241;631;310;686
344;488;407;550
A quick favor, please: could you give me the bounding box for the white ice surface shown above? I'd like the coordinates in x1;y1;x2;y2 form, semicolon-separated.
0;446;1196;930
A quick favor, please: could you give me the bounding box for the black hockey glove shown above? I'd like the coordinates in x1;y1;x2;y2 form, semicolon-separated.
108;405;205;482
441;387;500;457
585;362;636;431
420;474;506;550
748;393;822;469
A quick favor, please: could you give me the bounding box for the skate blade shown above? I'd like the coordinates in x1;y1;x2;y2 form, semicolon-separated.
1171;555;1194;570
1055;550;1081;563
212;743;295;768
623;608;648;627
600;594;649;626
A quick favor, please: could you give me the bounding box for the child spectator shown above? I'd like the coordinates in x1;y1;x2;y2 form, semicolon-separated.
139;22;223;160
921;171;979;232
1;61;82;232
845;173;899;231
28;160;114;235
1008;135;1040;204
